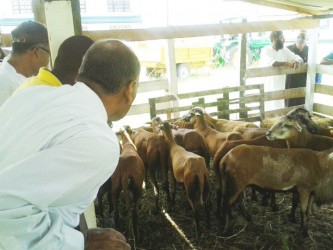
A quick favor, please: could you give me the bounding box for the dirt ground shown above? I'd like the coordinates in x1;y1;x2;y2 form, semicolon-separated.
96;167;333;250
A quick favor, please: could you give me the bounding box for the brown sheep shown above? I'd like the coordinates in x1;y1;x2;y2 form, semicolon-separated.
286;107;333;137
220;144;333;237
125;125;170;212
159;120;211;238
110;127;145;240
191;106;258;132
182;109;243;157
151;116;211;168
266;114;333;150
213;135;287;217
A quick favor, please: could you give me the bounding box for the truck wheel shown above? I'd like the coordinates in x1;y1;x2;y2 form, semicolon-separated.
177;64;190;79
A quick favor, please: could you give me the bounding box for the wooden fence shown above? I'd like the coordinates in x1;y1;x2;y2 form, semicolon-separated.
148;84;265;123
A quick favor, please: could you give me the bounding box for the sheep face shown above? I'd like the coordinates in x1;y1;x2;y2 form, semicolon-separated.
266;115;303;140
191;106;207;114
286;108;319;134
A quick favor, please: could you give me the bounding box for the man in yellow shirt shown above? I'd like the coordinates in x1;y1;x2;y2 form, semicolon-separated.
16;35;94;91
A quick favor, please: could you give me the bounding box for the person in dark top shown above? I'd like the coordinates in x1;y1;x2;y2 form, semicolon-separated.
285;30;308;107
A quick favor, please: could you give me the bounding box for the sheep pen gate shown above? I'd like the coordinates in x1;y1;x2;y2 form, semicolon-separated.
148;84;265;124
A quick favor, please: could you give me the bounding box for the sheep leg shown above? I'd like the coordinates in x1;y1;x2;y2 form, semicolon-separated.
288;192;299;223
205;193;211;228
298;190;310;237
112;191;121;229
170;175;177;211
97;193;104;218
193;209;200;239
215;171;223;220
162;160;171;203
261;190;269;206
238;193;252;222
221;195;232;235
307;193;315;215
149;167;160;213
107;189;113;216
132;197;141;242
251;187;258;202
270;191;278;212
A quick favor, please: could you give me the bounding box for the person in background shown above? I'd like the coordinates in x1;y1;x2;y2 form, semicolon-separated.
0;40;140;249
16;35;94;91
285;30;309;107
0;21;50;106
260;30;303;111
321;51;333;65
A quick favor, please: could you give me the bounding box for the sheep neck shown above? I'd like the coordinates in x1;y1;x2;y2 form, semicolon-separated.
163;129;177;146
286;130;310;148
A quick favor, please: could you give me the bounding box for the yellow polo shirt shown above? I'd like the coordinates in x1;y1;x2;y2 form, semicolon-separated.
15;67;62;92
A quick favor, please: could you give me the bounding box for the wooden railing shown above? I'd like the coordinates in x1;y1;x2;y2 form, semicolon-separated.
148;84;265;123
313;65;333;118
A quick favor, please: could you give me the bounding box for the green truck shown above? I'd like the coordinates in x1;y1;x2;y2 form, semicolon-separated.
213;36;271;68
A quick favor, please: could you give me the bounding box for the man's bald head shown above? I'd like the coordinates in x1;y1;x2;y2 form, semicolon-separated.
77;40;140;95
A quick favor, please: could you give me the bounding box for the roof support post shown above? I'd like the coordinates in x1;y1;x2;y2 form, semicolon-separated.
33;0;82;66
305;27;318;114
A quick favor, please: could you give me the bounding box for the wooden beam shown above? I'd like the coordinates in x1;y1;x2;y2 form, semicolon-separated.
83;18;320;42
32;0;46;24
317;64;333;75
245;64;308;78
70;0;82;35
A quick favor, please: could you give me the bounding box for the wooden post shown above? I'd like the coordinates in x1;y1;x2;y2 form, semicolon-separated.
32;0;46;24
218;94;229;119
165;39;179;118
239;26;248;119
305;28;318;114
44;1;76;65
259;84;265;120
192;97;205;108
149;99;157;120
70;0;83;35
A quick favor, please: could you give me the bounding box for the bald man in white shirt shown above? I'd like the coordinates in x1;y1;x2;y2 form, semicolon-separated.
0;40;140;250
260;31;303;111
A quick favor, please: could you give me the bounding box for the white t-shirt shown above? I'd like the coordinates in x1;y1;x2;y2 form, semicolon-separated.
0;60;27;106
0;82;120;249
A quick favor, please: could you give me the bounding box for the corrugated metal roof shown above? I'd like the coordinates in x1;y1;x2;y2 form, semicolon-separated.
237;0;333;16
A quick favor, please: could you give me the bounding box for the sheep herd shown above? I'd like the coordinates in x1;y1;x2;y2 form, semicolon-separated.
95;107;333;242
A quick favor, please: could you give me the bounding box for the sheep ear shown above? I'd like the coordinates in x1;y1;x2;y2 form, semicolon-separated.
295;121;303;132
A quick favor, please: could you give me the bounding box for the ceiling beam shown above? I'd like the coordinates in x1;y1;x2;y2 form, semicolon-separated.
237;0;333;16
83;18;320;42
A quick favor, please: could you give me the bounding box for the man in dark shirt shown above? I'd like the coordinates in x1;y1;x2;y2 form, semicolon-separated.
285;30;308;107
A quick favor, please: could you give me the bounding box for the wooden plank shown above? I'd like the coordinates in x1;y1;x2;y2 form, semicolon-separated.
317;64;333;75
210;105;261;116
127;103;150;116
265;105;305;118
82;18;319;42
245;64;308;78
265;88;305;101
138;79;168;93
315;84;333;95
305;27;318;113
313;103;333;117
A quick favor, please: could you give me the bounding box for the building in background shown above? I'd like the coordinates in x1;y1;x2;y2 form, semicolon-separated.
0;0;142;34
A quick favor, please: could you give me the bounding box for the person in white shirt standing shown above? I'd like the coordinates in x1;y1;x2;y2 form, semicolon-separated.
260;31;303;111
0;21;50;106
0;40;139;250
